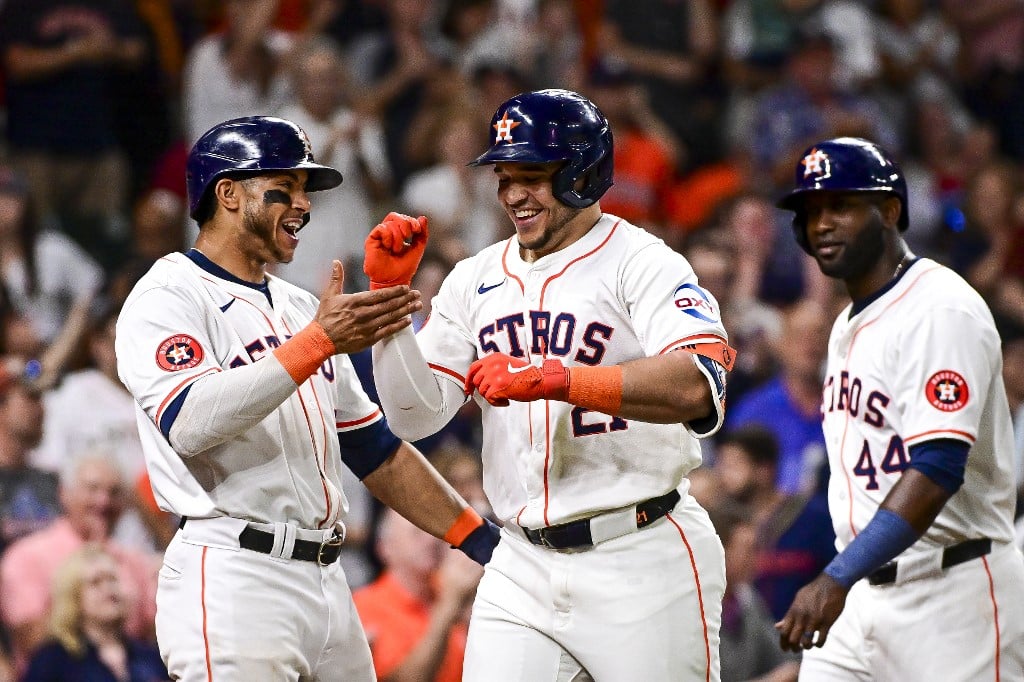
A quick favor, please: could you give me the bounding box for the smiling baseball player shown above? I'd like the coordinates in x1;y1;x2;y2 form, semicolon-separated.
366;89;736;681
115;116;498;681
775;137;1024;680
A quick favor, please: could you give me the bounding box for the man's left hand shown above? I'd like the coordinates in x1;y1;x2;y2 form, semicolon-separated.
464;353;568;406
775;573;849;652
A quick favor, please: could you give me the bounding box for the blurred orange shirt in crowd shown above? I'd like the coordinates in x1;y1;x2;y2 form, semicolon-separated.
599;130;675;225
354;572;467;682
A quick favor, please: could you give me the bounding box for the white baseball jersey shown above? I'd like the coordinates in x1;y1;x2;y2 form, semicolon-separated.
414;213;729;528
806;257;1024;681
115;251;380;529
821;258;1016;550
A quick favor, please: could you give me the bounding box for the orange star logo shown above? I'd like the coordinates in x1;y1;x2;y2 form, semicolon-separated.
493;111;521;143
801;148;830;178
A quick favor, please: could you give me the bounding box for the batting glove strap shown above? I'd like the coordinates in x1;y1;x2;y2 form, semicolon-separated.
540;359;570;401
456;518;501;566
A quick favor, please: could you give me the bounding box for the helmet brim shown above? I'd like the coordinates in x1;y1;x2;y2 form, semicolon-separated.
468;144;564;167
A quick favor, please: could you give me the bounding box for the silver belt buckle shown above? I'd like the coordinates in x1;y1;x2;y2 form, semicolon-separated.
538;529;557;549
317;531;343;566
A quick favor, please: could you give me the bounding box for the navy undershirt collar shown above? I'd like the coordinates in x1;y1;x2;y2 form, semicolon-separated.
849;256;919;317
186;248;274;307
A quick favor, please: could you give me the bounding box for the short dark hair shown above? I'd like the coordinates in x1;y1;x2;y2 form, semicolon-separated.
718;425;780;468
193;172;263;226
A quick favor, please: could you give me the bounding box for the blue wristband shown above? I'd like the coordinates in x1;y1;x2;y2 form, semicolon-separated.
823;509;920;588
456;518;501;566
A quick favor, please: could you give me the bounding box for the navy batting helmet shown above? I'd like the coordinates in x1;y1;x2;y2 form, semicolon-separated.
186;116;343;221
469;89;613;209
777;137;908;253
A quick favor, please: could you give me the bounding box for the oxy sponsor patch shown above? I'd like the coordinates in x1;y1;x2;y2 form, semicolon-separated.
925;370;969;412
156;335;205;371
672;283;720;323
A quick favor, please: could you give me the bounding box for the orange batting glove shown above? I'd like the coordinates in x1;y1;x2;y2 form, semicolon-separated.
363;212;429;290
465;353;569;407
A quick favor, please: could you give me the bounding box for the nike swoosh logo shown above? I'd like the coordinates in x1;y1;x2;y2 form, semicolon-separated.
477;280;505;295
219;299;236;312
507;363;534;374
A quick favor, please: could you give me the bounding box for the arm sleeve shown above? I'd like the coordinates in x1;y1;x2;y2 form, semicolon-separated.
908;438;970;495
372;326;468;442
167;354;298;456
372;269;477;441
115;285;302;457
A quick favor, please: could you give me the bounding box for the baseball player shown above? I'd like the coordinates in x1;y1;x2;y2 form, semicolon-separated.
114;116;499;682
365;89;735;681
774;137;1024;680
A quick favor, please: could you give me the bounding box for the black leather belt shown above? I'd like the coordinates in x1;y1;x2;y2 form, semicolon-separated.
867;538;992;586
523;489;681;550
178;518;343;566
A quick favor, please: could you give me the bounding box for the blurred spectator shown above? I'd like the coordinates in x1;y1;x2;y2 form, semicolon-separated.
713;426;836;623
873;0;964;141
400;108;505;260
726;298;830;495
469;61;530;132
21;545;168;681
273;36;392;294
662;146;752;239
943;0;1024;160
0;167;105;390
338;463;378;591
683;230;781;406
0;455;158;673
35;307;164;552
949;160;1019;275
723;0;878;95
999;315;1024;518
0;373;60;555
598;0;720;168
746;28;897;190
429;440;490;521
709;500;800;682
585;58;681;231
349;0;457;186
182;0;292;144
522;0;585;90
354;507;482;682
720;191;829;316
128;188;187;265
0;0;147;253
410;249;457;332
441;0;520;77
315;0;389;52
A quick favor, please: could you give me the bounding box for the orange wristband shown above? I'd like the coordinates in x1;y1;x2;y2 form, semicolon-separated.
567;365;623;416
273;322;335;384
444;506;484;546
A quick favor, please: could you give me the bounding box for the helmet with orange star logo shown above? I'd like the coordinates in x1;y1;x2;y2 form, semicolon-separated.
469;89;614;209
186;116;343;223
777;137;908;253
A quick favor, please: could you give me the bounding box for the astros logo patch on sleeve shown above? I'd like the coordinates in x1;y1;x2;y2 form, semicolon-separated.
156;335;205;371
925;370;969;411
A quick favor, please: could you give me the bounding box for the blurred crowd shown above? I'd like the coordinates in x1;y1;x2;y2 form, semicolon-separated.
0;0;1022;680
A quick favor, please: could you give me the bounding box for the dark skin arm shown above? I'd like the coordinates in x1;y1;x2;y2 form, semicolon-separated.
776;468;953;652
362;442;472;541
617;350;714;424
